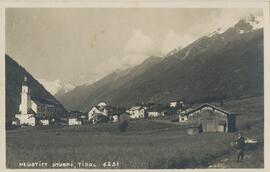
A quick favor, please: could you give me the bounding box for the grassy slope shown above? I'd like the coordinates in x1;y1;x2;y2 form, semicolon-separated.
6;96;263;169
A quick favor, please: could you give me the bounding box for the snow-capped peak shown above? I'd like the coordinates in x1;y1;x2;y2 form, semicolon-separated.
241;14;263;30
207;13;263;38
38;78;75;95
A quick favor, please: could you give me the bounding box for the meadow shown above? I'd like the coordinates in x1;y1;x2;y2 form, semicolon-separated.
6;96;264;169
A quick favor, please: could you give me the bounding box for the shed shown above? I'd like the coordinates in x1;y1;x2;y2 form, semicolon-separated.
180;104;236;133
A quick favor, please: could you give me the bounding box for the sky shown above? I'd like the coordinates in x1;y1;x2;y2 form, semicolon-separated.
6;8;262;86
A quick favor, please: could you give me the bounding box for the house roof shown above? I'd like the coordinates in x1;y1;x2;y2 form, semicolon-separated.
182;103;233;116
31;96;60;107
97;102;107;107
90;105;110;111
129;106;143;111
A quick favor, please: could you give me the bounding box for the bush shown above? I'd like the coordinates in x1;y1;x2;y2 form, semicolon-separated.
118;120;129;132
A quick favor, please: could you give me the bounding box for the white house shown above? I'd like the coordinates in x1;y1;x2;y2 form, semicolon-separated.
148;111;163;118
11;118;20;126
169;100;184;108
169;101;178;108
88;102;109;121
127;106;146;119
68;118;82;126
179;114;188;122
112;115;119;122
15;114;36;126
15;76;64;126
39;119;50;125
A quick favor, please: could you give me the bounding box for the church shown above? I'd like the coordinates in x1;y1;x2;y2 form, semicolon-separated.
15;76;64;126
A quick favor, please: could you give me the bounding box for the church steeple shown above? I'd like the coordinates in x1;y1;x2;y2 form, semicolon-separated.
22;76;28;86
20;76;31;114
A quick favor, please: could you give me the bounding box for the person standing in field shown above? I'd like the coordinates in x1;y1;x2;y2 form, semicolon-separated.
236;132;245;162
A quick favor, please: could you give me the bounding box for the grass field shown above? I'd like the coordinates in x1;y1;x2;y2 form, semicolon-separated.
6;96;264;169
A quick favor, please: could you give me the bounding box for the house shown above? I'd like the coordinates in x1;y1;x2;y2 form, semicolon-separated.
39;119;50;126
111;115;119;122
146;104;165;118
148;111;162;118
92;113;109;124
68;111;85;126
107;107;126;122
14;77;65;126
180;104;237;133
88;102;109;121
169;101;178;108
69;111;87;124
178;108;192;123
147;107;164;118
11;117;20;126
68;117;82;126
169;100;185;108
126;106;146;119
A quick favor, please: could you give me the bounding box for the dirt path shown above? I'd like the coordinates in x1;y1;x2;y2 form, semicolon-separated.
208;146;263;168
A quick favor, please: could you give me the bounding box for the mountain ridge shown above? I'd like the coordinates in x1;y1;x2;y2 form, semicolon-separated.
55;16;264;111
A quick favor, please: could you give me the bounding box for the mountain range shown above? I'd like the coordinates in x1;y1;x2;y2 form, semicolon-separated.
37;79;75;96
56;14;264;112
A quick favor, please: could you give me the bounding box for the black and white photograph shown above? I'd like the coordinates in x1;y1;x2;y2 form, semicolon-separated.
2;0;269;170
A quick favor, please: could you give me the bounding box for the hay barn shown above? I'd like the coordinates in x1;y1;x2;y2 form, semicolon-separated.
180;104;236;133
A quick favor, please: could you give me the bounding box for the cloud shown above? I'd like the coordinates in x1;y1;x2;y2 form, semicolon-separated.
121;54;149;67
125;29;154;55
160;9;264;55
161;30;181;54
203;9;263;36
161;30;197;54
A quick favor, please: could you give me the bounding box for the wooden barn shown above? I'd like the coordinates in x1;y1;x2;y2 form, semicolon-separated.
179;104;236;133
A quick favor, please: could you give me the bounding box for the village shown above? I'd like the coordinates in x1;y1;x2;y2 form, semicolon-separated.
10;76;237;135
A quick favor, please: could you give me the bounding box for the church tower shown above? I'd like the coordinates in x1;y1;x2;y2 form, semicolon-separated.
20;76;31;114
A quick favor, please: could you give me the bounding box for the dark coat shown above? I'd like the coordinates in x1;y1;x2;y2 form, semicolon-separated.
236;136;245;150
